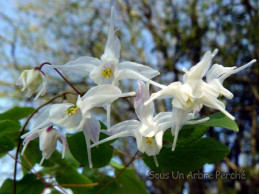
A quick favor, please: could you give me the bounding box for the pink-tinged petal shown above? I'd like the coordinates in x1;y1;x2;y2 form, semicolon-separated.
134;81;153;123
84;116;100;143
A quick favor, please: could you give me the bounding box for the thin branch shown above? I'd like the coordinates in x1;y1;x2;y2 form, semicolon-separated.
38;62;82;95
96;151;139;194
13;91;77;194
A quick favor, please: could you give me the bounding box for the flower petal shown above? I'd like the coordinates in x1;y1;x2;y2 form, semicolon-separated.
118;61;159;79
49;103;83;131
31;105;53;130
84;115;100;143
101;6;121;62
171;107;189;151
45;56;101;76
114;69;165;88
134;81;154;123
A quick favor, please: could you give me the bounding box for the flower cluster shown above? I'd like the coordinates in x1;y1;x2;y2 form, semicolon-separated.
18;7;256;167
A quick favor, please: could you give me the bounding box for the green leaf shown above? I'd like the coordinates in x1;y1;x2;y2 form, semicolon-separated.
0;136;14;157
67;132;113;168
55;161;93;194
92;162;147;194
163;112;239;147
21;138;42;173
0;106;34;121
144;138;230;174
164;125;209;146
0;174;44;194
200;112;239;131
0;120;21;136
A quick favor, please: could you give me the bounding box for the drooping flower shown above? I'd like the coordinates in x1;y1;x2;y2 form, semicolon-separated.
91;81;208;166
48;85;136;168
17;68;47;100
45;6;162;88
21;126;68;165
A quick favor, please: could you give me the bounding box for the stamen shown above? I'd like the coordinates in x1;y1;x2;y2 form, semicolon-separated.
102;67;113;79
145;137;153;147
66;105;79;116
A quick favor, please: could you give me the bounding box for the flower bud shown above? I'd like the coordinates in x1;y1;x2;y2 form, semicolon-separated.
21;126;68;165
17;69;47;100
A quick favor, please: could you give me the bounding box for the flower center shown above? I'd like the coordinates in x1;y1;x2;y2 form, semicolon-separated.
66;105;79;116
102;67;113;79
186;97;192;104
145;137;153;147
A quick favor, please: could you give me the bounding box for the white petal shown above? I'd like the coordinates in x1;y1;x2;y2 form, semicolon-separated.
219;59;256;82
171;107;189;151
84;116;100;143
114;69;165;88
206;64;235;83
82;123;93;168
101;6;121;62
183;50;213;83
154;112;172;132
49;103;83;131
80;85;135;114
144;82;181;106
134;81;154;123
31;105;53;130
184;117;209;125
45;56;101;76
118;61;159;79
58;135;69;159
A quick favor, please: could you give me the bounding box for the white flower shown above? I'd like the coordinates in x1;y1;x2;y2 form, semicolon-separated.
46;6;162;88
48;85;136;168
91;81;208;166
145;49;218;111
17;68;47;100
21;126;68;165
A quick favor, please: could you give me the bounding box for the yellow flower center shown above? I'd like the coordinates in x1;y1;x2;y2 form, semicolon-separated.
186;97;192;104
145;137;153;147
66;105;79;116
102;67;113;79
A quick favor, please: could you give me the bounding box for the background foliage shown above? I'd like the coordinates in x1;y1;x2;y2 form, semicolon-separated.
0;0;258;193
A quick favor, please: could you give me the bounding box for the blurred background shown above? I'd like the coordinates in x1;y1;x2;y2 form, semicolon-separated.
0;0;258;193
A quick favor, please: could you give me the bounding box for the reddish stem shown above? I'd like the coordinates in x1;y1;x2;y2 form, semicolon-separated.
37;62;82;95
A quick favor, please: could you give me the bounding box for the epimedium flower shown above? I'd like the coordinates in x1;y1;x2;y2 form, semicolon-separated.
21;126;68;165
91;81;208;166
144;50;256;150
45;6;162;88
48;85;136;168
17;68;47;100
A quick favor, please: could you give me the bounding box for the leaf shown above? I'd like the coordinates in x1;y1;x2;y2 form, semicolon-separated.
144;138;230;174
199;112;239;131
164;125;209;146
92;162;147;194
0;120;21;136
21;138;42;173
0;106;34;121
0;136;14;157
67;131;113;168
163;112;239;147
0;174;44;194
55;161;93;194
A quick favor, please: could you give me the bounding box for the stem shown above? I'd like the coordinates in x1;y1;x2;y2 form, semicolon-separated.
13;91;77;194
96;151;139;194
38;62;82;95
